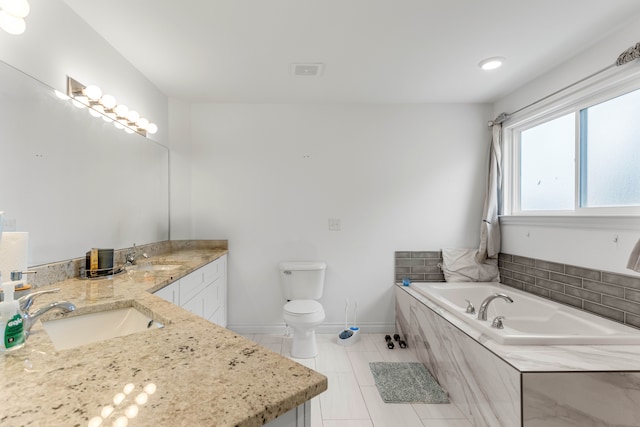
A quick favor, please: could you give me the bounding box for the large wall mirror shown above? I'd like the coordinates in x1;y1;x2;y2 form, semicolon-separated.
0;60;169;266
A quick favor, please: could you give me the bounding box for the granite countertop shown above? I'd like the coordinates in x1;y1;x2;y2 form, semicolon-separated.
1;246;327;427
397;283;640;373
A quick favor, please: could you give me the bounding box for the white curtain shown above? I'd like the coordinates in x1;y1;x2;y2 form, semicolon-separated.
477;124;502;262
628;238;640;273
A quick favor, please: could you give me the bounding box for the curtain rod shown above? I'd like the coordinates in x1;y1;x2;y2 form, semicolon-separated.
488;41;640;127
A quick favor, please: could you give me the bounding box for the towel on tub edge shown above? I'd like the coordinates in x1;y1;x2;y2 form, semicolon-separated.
440;248;500;282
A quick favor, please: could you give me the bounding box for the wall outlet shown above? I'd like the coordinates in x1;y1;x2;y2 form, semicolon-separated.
328;218;341;231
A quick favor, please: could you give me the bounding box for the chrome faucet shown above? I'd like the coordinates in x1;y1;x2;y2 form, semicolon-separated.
17;289;75;338
477;293;513;321
125;243;148;266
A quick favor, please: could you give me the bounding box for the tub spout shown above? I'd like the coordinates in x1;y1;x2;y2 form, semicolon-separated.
477;293;513;321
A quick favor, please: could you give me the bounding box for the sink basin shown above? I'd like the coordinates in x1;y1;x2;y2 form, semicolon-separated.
42;307;163;350
128;264;183;272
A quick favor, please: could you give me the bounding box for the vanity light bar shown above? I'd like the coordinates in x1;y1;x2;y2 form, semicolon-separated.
66;76;158;137
0;0;30;35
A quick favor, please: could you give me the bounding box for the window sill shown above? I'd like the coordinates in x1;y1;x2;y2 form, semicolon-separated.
499;215;640;230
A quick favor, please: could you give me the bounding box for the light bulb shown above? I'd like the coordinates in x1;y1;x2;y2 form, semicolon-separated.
124;127;135;134
126;110;140;123
83;85;102;101
146;123;158;134
114;104;129;118
100;94;117;110
88;108;102;118
0;0;30;18
102;112;116;122
136;118;149;130
113;121;125;130
0;11;25;35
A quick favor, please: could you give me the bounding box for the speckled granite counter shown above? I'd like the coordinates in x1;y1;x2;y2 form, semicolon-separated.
0;242;327;426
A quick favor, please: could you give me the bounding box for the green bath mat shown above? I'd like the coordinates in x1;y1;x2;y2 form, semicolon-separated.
369;362;449;404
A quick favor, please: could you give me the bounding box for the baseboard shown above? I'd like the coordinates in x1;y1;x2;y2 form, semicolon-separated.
227;321;395;336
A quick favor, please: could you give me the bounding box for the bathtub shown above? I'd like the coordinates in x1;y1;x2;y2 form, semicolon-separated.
408;282;640;345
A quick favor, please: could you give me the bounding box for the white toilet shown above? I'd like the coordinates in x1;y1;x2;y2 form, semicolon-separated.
279;261;326;358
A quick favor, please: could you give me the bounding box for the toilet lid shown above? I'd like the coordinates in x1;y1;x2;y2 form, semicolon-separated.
284;300;323;315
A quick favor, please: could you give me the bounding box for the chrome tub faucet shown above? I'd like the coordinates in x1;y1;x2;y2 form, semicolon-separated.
477;293;513;321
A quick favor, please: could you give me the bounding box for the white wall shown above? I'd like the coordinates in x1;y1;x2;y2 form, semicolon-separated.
168;99;192;239
494;16;640;277
189;103;492;332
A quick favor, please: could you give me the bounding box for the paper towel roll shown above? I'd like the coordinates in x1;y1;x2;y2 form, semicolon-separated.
0;232;29;282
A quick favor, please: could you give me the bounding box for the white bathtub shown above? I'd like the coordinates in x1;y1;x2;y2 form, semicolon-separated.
408;282;640;345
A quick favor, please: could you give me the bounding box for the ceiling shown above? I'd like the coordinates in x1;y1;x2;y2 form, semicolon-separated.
63;0;640;104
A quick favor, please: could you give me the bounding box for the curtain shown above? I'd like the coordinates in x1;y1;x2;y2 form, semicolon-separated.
628;238;640;273
477;124;502;262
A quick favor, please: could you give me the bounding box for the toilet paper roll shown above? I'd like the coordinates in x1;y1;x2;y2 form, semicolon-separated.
0;232;29;283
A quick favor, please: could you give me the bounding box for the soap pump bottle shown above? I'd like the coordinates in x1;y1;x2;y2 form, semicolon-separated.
0;273;25;352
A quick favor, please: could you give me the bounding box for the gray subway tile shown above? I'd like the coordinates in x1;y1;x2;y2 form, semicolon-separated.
564;285;601;303
499;268;513;279
425;274;446;282
412;265;442;274
624;313;640;330
625;288;640;304
524;267;550;280
396;258;426;267
395;266;411;274
513;272;536;285
425;258;443;266
502;261;526;274
513;255;536;267
524;284;549;298
499;253;513;262
395;251;411;258
602;295;640;316
565;265;601;281
549;291;583;309
535;260;564;273
535;278;565;293
602;272;640;290
549;272;583;287
396;273;425;282
412;251;441;258
583;301;625;323
501;277;523;290
583;279;624;298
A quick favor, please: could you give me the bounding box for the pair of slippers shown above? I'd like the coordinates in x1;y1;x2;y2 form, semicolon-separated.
384;334;407;349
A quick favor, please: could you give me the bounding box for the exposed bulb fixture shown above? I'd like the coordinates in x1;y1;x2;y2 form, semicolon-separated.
479;57;504;71
0;0;29;35
66;76;157;138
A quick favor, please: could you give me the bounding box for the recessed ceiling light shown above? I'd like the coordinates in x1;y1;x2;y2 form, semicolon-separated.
479;57;504;71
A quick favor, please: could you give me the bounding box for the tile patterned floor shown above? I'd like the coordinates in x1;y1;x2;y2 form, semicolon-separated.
244;333;473;427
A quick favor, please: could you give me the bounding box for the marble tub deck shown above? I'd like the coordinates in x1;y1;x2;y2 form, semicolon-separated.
0;247;327;426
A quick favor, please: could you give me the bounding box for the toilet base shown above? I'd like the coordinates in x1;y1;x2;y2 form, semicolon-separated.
290;326;318;359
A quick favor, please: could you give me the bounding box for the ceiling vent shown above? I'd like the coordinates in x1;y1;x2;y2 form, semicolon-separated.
291;63;324;77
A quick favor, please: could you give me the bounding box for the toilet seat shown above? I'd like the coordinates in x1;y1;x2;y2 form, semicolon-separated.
284;299;323;316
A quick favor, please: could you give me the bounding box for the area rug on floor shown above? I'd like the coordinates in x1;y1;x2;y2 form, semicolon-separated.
369;362;449;404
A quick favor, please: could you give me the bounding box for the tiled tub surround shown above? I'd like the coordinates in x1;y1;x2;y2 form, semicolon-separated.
1;243;327;427
499;252;640;329
395;251;445;282
396;284;640;427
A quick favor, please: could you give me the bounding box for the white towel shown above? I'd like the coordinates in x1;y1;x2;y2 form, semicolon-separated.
628;238;640;273
441;248;500;282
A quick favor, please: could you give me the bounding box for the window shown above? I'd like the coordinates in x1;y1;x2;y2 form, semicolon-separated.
506;80;640;216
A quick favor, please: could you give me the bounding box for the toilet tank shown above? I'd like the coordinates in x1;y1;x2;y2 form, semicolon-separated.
279;261;326;300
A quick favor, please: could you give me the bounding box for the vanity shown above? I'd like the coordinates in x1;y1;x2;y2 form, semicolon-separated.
0;241;326;426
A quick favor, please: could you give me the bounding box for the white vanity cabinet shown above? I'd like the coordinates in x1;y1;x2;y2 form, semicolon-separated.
154;255;227;327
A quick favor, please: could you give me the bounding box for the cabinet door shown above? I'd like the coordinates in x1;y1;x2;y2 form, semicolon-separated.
179;269;205;305
181;290;205;318
154;281;180;305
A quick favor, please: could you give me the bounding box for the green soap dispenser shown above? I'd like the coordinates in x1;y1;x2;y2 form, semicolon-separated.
0;274;25;352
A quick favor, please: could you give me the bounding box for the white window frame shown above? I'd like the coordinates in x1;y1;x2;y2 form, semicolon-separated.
502;62;640;221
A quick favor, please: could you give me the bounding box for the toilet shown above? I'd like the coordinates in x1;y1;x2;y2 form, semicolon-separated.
279;261;326;358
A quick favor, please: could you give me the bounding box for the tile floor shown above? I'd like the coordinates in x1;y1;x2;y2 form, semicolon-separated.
244;333;473;427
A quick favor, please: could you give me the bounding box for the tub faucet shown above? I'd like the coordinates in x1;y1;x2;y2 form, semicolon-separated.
477;293;513;321
18;289;75;338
